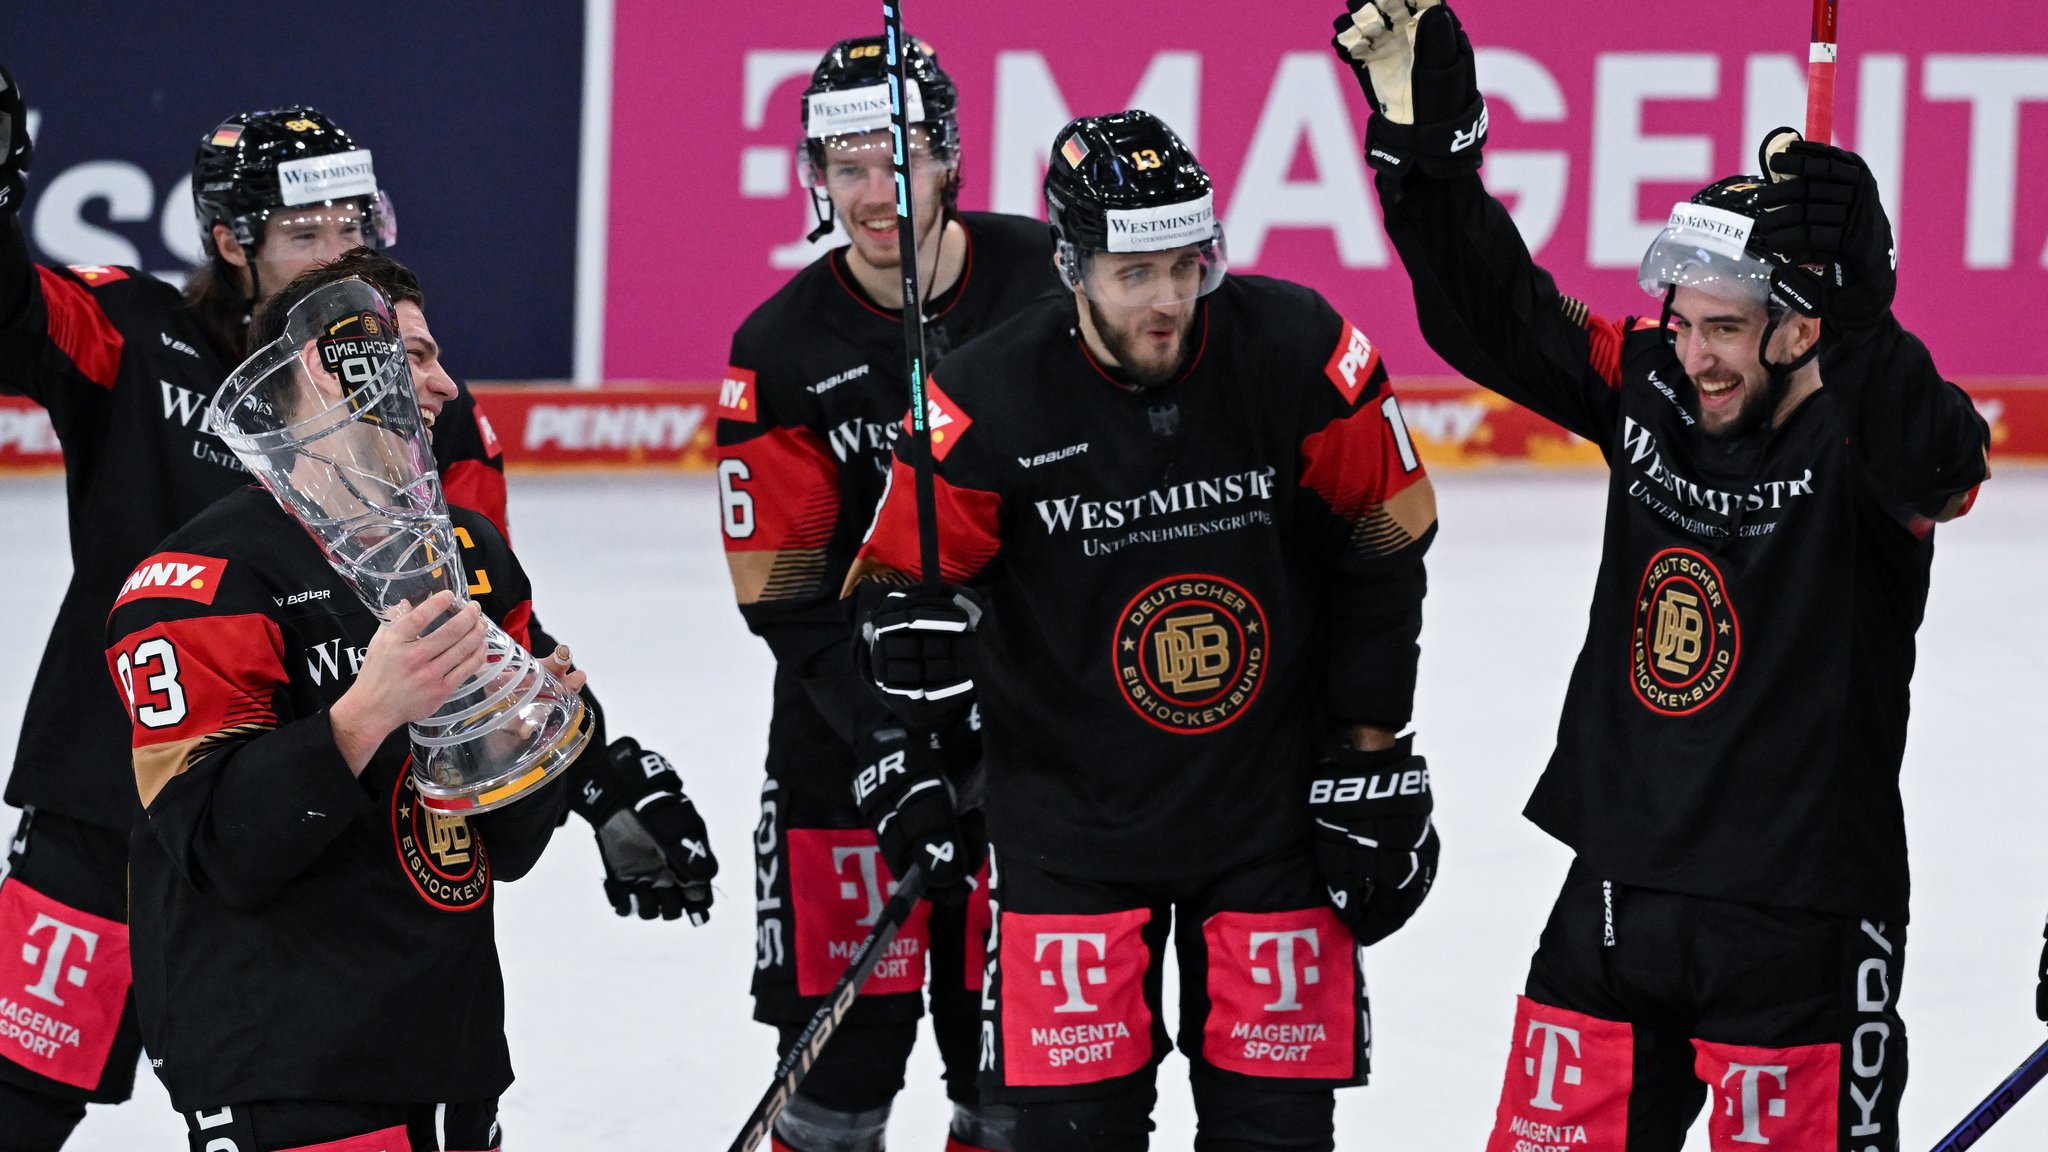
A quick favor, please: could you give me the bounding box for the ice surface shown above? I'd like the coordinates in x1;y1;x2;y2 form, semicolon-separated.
3;470;2043;1150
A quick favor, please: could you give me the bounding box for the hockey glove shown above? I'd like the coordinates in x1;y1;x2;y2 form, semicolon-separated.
858;583;984;728
0;65;32;217
1331;1;1486;179
568;737;718;924
2037;918;2048;1023
853;724;982;905
1754;133;1897;327
1309;735;1439;946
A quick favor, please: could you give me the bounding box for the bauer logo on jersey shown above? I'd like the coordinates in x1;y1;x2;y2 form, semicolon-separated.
1113;575;1268;734
114;553;229;610
391;768;491;912
1322;319;1379;405
719;367;758;423
1630;548;1741;716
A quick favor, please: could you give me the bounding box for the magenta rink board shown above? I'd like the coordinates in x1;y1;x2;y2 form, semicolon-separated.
603;0;2048;383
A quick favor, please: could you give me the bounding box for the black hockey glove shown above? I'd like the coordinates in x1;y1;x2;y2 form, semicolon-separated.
568;737;718;924
1754;134;1897;327
853;724;982;905
1309;735;1439;946
1331;1;1486;180
858;583;984;728
2036;919;2048;1023
0;65;32;217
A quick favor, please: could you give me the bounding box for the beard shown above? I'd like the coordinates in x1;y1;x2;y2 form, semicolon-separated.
1086;297;1196;389
1698;367;1791;441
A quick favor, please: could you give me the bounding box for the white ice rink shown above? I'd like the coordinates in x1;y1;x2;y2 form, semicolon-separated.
3;469;2044;1151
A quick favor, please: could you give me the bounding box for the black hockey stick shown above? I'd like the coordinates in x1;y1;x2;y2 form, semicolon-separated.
884;0;942;589
726;865;929;1152
1926;1038;2048;1151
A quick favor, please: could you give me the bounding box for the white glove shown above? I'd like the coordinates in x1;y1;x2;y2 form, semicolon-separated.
1332;0;1443;125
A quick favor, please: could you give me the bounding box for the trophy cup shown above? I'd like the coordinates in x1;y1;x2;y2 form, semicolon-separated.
205;277;590;812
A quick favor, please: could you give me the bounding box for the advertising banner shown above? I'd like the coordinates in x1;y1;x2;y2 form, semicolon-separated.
604;0;2048;383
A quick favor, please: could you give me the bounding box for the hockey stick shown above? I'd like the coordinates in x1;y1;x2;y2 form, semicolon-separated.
1805;0;1841;143
726;865;930;1152
1926;1038;2048;1151
884;0;942;590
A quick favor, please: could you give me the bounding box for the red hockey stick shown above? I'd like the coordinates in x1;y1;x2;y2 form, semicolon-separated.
1806;0;1841;143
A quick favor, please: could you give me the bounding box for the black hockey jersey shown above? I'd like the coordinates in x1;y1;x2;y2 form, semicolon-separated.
104;487;560;1109
717;211;1055;790
1379;168;1990;917
852;276;1436;880
0;217;507;831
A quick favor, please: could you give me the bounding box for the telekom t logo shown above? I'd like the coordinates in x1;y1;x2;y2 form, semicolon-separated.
832;845;893;927
1524;1019;1585;1111
1248;929;1321;1012
20;913;99;1007
1721;1063;1791;1144
1035;932;1108;1013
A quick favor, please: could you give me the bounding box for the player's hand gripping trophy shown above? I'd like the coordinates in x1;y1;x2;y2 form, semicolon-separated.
206;277;591;811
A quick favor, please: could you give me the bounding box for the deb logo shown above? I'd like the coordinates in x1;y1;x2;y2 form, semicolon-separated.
113;552;228;610
1322;319;1379;405
719;366;758;423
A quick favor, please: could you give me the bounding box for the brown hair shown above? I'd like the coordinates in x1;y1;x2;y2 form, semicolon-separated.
181;257;255;364
249;247;427;349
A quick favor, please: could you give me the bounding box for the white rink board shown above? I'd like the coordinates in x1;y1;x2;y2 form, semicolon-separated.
3;470;2044;1150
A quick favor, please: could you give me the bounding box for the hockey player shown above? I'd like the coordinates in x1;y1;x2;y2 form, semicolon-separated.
715;36;1055;1152
849;110;1440;1152
1332;3;1991;1147
0;71;507;1149
102;250;713;1152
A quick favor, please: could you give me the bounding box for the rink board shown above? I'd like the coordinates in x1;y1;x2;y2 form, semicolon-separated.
2;379;2040;472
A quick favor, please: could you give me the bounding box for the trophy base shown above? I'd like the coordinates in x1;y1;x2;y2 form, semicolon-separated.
412;696;593;814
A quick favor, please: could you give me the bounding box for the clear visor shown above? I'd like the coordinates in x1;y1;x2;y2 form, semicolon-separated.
1063;231;1228;309
1637;225;1775;307
205;277;450;617
798;126;956;193
251;191;397;252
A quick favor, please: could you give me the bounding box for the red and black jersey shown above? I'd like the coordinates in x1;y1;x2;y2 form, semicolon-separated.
851;276;1437;881
717;211;1056;793
103;486;561;1110
1379;169;1991;918
0;218;508;832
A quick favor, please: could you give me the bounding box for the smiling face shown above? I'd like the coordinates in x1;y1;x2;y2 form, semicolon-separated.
819;127;951;270
392;300;456;439
1667;285;1817;440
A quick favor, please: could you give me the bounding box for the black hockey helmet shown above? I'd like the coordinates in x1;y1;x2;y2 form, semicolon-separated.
1045;110;1226;304
192;108;392;259
797;36;960;241
801;36;958;161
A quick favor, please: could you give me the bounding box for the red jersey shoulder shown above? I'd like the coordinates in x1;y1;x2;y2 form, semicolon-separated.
114;552;231;611
1323;316;1383;406
719;366;759;424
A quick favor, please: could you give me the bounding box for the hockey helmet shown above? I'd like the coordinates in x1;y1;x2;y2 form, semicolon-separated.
1045;110;1226;307
192;108;393;259
796;36;960;241
1639;175;1817;320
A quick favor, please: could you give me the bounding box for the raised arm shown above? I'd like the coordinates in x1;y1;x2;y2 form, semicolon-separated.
1336;1;1623;443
